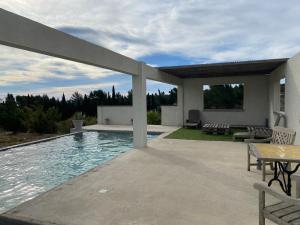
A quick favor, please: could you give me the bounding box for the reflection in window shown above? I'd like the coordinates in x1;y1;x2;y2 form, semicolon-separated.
203;84;244;110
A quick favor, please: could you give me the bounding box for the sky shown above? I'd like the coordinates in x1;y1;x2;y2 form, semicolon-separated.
0;0;300;99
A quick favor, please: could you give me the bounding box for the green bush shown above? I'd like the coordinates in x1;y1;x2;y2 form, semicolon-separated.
84;116;97;126
27;106;61;133
57;119;73;134
73;111;85;120
147;111;161;125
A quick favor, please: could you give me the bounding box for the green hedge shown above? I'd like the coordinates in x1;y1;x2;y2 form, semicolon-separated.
147;111;161;125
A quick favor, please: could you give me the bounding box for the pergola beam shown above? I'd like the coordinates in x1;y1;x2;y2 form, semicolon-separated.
144;65;183;85
0;9;139;76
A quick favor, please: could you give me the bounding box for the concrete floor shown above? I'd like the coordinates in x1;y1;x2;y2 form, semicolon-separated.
0;133;277;225
84;124;179;133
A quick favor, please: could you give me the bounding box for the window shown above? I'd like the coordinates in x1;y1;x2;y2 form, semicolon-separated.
280;78;285;112
203;83;244;110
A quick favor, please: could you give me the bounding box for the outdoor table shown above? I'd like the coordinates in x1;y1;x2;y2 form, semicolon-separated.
249;143;300;196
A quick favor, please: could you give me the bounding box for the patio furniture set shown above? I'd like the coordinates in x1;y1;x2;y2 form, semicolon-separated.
246;126;300;225
185;109;230;134
185;109;283;138
185;109;300;225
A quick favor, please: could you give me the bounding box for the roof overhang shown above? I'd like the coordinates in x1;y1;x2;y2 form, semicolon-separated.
158;58;288;78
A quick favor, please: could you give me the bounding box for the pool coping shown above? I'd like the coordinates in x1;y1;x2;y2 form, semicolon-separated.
0;131;83;152
0;129;166;152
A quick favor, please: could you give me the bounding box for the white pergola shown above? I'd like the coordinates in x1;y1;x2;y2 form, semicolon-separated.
0;9;183;148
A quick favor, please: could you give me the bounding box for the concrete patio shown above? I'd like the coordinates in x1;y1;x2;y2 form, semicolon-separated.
84;124;179;133
0;134;278;225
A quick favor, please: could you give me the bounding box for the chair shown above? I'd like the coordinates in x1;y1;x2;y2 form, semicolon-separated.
245;126;296;180
233;111;286;141
249;111;287;139
254;181;300;225
185;109;201;128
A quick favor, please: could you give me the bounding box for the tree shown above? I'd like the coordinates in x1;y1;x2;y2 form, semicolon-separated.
0;94;25;133
203;84;243;109
70;92;83;110
112;85;116;104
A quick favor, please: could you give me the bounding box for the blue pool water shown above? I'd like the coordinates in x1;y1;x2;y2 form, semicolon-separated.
0;131;157;213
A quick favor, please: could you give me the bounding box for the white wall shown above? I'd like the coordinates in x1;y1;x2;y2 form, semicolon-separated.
160;85;184;126
275;53;300;144
97;106;133;125
183;75;269;126
161;106;182;126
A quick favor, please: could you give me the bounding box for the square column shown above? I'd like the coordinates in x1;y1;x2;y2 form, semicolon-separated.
177;85;184;126
132;62;147;148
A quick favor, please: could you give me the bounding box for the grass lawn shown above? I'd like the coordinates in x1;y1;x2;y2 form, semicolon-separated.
0;132;57;148
166;128;243;141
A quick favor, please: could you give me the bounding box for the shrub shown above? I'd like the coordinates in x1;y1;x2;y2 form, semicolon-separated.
73;112;85;120
57;119;73;134
84;116;97;126
147;111;161;125
27;106;61;133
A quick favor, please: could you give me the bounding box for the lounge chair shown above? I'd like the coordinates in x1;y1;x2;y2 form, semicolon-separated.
233;111;287;141
185;109;201;128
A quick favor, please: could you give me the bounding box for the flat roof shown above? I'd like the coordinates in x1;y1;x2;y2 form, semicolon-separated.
158;58;288;78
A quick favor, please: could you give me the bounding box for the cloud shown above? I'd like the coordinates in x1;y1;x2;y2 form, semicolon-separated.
1;0;300;96
0;46;115;86
1;0;300;61
146;80;176;94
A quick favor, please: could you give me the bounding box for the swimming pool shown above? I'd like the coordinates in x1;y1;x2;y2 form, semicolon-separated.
0;131;158;213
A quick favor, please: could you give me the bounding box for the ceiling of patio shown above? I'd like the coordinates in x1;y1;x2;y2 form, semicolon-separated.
158;58;288;78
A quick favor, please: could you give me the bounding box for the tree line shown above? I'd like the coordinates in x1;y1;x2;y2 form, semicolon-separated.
0;86;177;133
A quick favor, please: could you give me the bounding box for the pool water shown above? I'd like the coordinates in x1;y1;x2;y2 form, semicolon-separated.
0;131;157;213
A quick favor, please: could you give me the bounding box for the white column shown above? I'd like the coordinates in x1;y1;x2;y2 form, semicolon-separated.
177;85;184;126
285;53;300;144
132;62;147;148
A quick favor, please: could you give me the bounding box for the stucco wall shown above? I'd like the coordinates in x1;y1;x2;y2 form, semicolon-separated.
277;53;300;144
183;75;269;126
161;106;182;126
97;106;133;125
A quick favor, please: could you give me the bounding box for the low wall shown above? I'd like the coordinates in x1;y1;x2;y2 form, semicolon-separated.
161;106;183;126
97;106;133;125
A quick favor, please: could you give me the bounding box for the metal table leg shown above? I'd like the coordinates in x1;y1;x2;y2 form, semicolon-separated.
268;161;300;196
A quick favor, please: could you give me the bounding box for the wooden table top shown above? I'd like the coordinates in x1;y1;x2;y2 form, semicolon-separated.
250;143;300;162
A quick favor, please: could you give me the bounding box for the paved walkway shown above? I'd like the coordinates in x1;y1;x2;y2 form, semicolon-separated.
0;136;278;225
84;124;179;133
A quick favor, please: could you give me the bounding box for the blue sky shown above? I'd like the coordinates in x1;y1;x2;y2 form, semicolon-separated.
0;0;300;99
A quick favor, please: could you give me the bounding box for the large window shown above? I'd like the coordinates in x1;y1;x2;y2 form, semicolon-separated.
203;83;244;110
